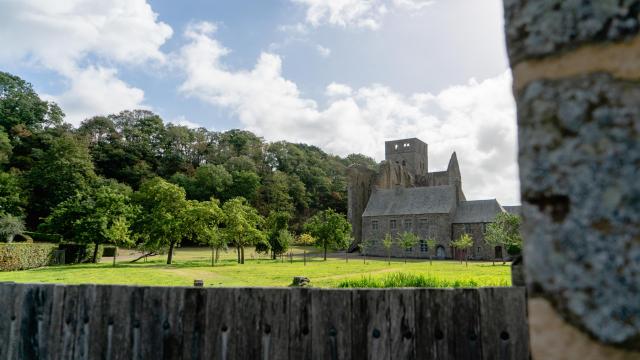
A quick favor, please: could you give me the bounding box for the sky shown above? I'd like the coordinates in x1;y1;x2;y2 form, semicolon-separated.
0;0;520;205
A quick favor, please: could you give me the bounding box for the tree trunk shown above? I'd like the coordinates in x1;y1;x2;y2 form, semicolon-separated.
92;243;100;263
167;241;176;264
240;246;245;264
113;249;116;268
211;246;215;267
387;251;390;265
236;245;240;264
345;250;348;263
324;245;327;261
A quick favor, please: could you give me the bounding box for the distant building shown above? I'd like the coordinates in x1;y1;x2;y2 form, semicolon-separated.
347;138;520;260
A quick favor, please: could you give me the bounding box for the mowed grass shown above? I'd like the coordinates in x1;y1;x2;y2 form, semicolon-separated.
0;246;511;288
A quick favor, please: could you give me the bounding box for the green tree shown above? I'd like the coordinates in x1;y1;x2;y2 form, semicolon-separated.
0;214;25;242
303;208;351;260
0;170;26;217
382;233;394;265
26;134;96;227
192;164;233;201
358;238;373;264
399;232;419;264
41;180;136;262
182;199;225;266
484;212;522;264
221;197;265;264
426;237;437;265
0;71;63;134
451;233;473;266
225;170;260;203
259;211;291;259
0;130;11;165
133;177;189;264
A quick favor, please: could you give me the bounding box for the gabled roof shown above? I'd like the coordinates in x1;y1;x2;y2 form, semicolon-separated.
363;185;456;217
503;206;522;216
453;199;504;223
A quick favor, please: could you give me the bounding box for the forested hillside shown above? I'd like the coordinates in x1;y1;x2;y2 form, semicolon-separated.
0;71;377;239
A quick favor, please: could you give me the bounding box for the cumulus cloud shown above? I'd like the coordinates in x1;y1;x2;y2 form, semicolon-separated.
178;23;519;204
290;0;432;29
316;45;332;57
0;0;172;124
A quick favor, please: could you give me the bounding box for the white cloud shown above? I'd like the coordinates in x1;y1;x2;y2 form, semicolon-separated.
316;45;332;57
0;0;172;124
326;82;353;97
178;23;519;204
392;0;434;11
172;115;203;129
46;66;146;124
290;0;433;29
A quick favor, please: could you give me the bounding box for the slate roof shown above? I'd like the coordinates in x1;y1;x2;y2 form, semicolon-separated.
453;199;504;224
362;185;456;217
503;206;522;216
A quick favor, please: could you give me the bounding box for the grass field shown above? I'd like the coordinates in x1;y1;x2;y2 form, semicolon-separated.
0;246;511;288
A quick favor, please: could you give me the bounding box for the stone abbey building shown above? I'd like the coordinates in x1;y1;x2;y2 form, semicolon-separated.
347;138;520;260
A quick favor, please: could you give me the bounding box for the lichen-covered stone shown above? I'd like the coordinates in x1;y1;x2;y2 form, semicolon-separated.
505;0;640;64
517;73;640;348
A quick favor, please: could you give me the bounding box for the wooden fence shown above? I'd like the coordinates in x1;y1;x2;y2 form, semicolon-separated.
0;283;529;360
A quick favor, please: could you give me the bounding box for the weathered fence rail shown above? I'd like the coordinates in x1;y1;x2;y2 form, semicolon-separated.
0;283;528;359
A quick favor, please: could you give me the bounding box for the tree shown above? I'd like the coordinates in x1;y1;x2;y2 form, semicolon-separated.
0;170;26;217
0;214;25;242
451;233;473;266
25;134;96;227
399;232;419;264
303;208;351;260
133;177;189;264
182;199;225;266
358;239;373;264
221;197;265;264
0;130;11;165
382;233;394;265
260;211;291;259
0;71;63;134
426;238;437;265
41;180;136;262
484;212;522;264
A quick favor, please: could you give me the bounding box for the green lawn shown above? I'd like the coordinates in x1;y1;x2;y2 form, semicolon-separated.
0;246;511;288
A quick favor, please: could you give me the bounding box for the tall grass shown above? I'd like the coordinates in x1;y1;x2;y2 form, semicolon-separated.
336;272;510;288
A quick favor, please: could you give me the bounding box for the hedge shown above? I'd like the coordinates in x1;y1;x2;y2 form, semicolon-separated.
0;243;57;271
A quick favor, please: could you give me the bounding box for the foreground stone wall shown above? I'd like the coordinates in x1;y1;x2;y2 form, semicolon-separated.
504;0;640;356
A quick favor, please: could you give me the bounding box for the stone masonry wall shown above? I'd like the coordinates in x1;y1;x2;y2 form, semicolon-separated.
451;223;497;261
505;0;640;356
363;214;452;258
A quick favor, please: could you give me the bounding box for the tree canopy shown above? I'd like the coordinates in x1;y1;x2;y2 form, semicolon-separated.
304;208;351;260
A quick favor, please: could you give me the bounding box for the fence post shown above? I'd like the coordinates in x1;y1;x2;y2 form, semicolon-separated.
505;1;640;356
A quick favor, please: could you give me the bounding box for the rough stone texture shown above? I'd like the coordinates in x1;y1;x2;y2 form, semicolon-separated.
517;73;640;348
505;0;640;64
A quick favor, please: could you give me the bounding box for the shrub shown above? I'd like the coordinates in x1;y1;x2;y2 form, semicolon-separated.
0;243;57;271
336;272;510;288
23;231;63;243
295;233;315;246
58;243;103;264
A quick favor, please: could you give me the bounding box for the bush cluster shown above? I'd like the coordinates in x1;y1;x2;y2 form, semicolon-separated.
0;243;57;271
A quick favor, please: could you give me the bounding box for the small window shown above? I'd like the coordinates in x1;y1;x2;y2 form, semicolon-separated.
477;246;481;255
404;142;410;148
420;240;427;252
390;220;397;230
372;221;379;231
404;219;412;230
394;144;399;150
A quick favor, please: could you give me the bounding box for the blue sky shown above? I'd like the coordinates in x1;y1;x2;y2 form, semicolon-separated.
0;0;519;204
